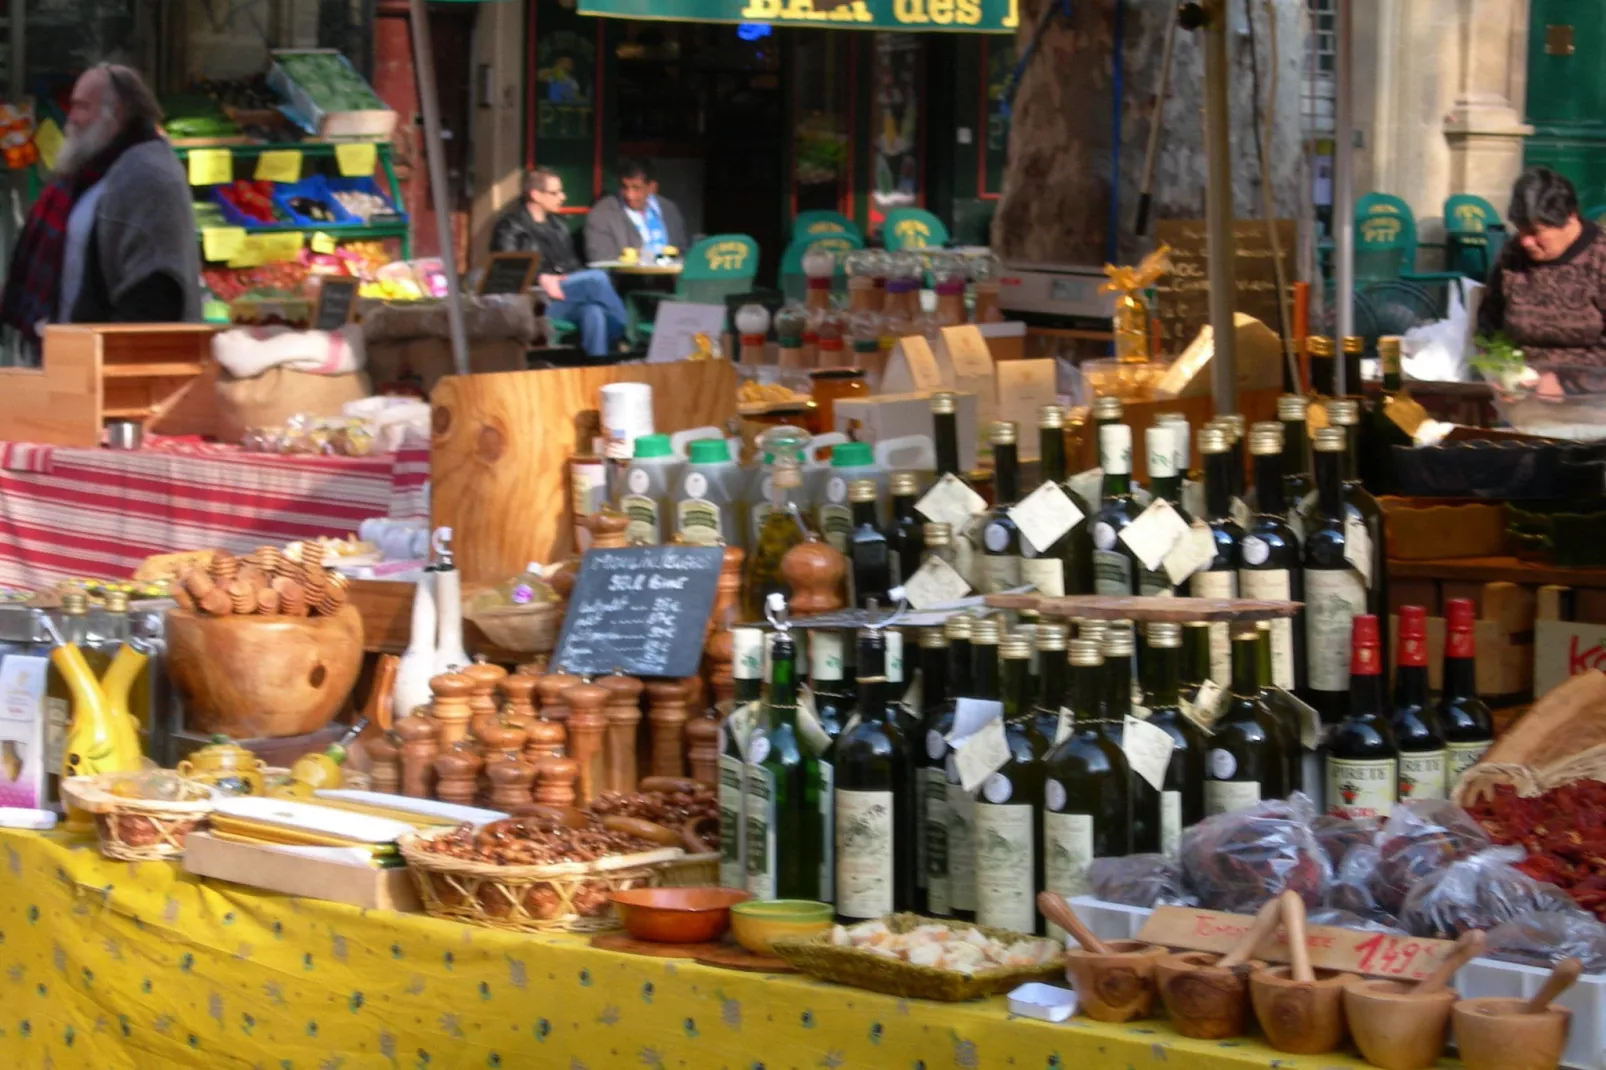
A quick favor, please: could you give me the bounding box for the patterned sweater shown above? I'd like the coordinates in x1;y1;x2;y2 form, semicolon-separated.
1478;220;1606;393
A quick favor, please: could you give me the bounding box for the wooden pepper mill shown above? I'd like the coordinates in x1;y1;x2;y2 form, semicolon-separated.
486;755;538;811
462;657;508;740
564;680;610;804
393;707;440;798
500;673;538;731
523;710;566;764
428;672;475;749
643;679;691;779
515;657;548;678
704;625;736;708
587;509;630;550
534;671;581;722
597;673;644;794
366;730;403;795
685;707;721;789
534;756;579;807
781;533;847;615
433;740;483;806
475;714;528;805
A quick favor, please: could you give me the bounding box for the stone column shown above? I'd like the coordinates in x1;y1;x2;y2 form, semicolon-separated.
1443;0;1533;212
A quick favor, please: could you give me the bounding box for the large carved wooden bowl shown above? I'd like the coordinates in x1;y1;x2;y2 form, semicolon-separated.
165;605;365;738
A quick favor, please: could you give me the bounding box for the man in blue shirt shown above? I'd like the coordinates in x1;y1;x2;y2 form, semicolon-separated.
584;159;688;264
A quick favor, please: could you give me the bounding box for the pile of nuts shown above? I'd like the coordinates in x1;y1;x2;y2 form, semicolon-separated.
422;818;661;867
173;545;349;618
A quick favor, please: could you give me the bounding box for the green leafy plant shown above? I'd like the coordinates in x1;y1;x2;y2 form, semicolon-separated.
1470;331;1525;378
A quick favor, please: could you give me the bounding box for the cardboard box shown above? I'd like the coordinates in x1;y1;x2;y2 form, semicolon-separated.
0;654;49;808
183;831;420;912
833;390;980;473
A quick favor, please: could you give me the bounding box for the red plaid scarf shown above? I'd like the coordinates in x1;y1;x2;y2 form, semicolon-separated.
0;120;157;357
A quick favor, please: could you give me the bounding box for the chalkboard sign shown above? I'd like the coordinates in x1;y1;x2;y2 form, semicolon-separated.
480;252;541;295
315;277;360;330
550;545;726;677
1153;219;1295;353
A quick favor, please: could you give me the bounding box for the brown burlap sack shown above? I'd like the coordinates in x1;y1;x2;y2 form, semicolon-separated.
214;365;372;444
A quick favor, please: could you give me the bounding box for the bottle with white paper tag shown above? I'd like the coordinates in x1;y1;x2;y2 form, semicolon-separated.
1326;614;1399;820
1240;423;1304;692
1277;395;1315;540
1100;624;1161;854
884;472;926;589
810;630;852;903
1025;404;1093;596
1438;598;1493;783
1089;419;1143;595
1301;426;1371;725
972;634;1045;934
1180;622;1212;708
1390;606;1446;803
1204;624;1288;816
834;627;915;921
1140;623;1204;853
744;631;825;900
1030;623;1069;748
979;421;1024;594
941;616;1002;920
1256;621;1305;793
1329;398;1388;622
1136;424;1190;595
1041;639;1132;939
720;627;763;889
848;478;892;609
1190;427;1242;678
919;616;971;918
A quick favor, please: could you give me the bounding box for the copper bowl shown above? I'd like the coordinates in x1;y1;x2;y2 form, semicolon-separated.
609;887;752;943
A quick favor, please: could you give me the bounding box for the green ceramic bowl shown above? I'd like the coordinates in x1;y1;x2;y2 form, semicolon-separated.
729;899;833;955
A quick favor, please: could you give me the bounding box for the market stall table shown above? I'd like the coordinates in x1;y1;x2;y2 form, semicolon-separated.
0;440;428;590
0;828;1400;1070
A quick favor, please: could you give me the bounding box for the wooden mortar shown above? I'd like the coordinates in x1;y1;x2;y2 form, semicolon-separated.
1249;891;1354;1054
1156;896;1284;1039
1451;958;1580;1070
1344;930;1486;1070
1039;891;1165;1023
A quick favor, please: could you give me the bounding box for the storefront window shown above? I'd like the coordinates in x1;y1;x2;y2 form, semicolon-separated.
982;36;1011;197
870;32;921;230
790;30;849;214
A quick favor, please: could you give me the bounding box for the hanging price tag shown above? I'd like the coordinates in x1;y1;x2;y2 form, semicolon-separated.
311;231;338;254
1185;680;1226;729
1344;514;1374;586
201;227;247;263
335;142;378;177
1123;715;1176;792
914;472;988;533
951;718;1011;793
901;556;971;609
1230;496;1253;532
1270;686;1321;750
1162;519;1219;586
1067;467;1103;510
1119;498;1191;572
1054;707;1073;745
254;150;303;183
725;700;757;760
1010;481;1084;554
795;685;833;757
257;231;305;263
187;148;233;186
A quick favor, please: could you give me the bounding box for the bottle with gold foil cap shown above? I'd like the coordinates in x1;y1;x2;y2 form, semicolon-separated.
972;630;1047;934
1362;334;1412;496
1027;403;1094;597
1323;397;1388;620
1340;335;1366;398
1302;426;1375;726
1241;419;1306;697
978;422;1024;594
1140;621;1205;851
1030;622;1069;746
1306;334;1336;396
848;478;891;608
885;471;925;588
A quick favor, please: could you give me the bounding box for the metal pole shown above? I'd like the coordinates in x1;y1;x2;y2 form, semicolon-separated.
1333;0;1355;380
1203;0;1238;413
407;0;471;377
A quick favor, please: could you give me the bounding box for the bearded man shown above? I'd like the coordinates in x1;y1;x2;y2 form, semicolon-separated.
0;64;200;364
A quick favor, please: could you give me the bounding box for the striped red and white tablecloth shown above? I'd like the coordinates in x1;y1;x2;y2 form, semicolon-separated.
0;439;430;590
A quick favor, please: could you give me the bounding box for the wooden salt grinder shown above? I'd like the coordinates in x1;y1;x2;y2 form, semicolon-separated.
475;715;529;804
587;510;630;550
433;741;483;806
564;681;610;803
644;679;691;778
428;672;475;749
393;708;440;798
685;706;721;788
524;711;566;764
534;757;579;807
365;730;403;795
781;534;846;615
535;671;581;723
462;657;508;740
597;673;644;794
501;673;538;731
486;755;538;811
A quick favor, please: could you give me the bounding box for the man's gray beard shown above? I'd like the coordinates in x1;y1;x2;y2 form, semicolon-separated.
54;111;121;178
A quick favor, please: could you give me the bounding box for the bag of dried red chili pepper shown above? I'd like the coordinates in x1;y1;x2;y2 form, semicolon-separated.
1369;799;1492;915
1312;813;1381;869
1088;854;1197;908
1179;794;1331;914
1486;909;1606;972
1399;845;1580;939
1324;844;1401;929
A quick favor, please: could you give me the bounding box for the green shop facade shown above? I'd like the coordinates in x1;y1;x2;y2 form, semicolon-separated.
527;0;1016;275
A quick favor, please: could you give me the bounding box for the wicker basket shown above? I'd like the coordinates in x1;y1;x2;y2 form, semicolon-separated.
463;601;561;654
60;775;220;861
659;851;720;887
398;826;683;933
770;913;1064;1001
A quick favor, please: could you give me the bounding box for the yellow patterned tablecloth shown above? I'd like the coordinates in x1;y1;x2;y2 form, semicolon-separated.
0;829;1412;1070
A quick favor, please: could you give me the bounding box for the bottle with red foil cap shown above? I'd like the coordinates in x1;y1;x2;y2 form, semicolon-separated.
1391;605;1447;801
1438;598;1494;785
1324;614;1399;819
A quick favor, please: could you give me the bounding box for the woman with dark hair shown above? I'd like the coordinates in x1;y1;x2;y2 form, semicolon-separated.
1477;167;1606;394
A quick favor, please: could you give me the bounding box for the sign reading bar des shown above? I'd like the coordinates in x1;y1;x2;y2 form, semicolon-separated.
578;0;1019;32
550;546;726;678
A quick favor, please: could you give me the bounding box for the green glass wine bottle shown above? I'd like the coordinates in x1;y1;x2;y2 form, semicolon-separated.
913;625;949;915
719;627;763;889
973;633;1046;934
919;614;973;919
1031;622;1069;748
744;630;825;900
1203;624;1288;816
1141;622;1205;852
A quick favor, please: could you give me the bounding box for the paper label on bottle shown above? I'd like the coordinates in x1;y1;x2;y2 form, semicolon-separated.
835;788;895;919
1344;514;1375;586
1204;779;1262;816
915;473;988;533
945;775;977;911
1304;568;1369;692
1230;496;1253;532
1119;499;1192;571
1399;750;1448;803
1189;569;1237;683
983;521;1011;553
1164;520;1220;586
43;695;69;776
1099;426;1132;475
974;803;1036;934
719;753;746;889
1122;715;1176;792
571;460;608;552
1011;482;1084;554
1043;810;1094;942
1138;565;1175;597
1239;569;1295;688
1189;680;1226;727
952;718;1012;793
1270;686;1321;749
901;556;972;610
826;475;848;504
1209;747;1237;780
1054;707;1074;745
1326;757;1398;820
1160;791;1184;856
684;471;709;499
620;494;661;545
922;767;951;914
818;760;835;902
1020;556;1066;598
979;553;1022;594
819;503;852;552
950;697;1004;742
743;763;776;899
1068;468;1104;509
1447;741;1491;785
1092;549;1134;595
676;498;724;544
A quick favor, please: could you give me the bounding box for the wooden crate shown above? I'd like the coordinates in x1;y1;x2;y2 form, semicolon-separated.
1384;582;1534;699
0;324;219;446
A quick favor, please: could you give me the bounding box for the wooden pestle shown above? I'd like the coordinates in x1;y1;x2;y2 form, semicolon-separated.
597;673;644;794
393;707;439;798
564;681;610;804
1415;930;1486;996
1220;896;1285;969
644;679;690;779
535;671;581;722
365;730;402;795
428;672;475;749
1036;891;1109;954
534;757;579;807
1284;890;1315;983
1524;958;1582;1014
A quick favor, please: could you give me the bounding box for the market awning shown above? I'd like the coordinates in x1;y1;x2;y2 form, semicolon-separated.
576;0;1018;33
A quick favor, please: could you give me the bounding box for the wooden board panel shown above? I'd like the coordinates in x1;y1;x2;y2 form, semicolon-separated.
0;329;101;445
1152;219;1297;354
986;594;1301;620
431;361;736;585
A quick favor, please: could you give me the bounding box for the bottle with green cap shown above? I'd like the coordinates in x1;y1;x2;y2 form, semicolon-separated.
674;437;746;550
618;433;683;544
814;441;888;551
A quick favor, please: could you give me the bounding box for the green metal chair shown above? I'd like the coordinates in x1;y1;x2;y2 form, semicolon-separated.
778;232;864;302
1443;193;1504;280
881;207;950;251
1354;193;1462;318
631;234;761;340
1588;205;1606;226
792;210;861;242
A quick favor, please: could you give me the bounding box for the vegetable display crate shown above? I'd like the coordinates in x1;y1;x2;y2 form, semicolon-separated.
1072;895;1606;1069
268;49;397;140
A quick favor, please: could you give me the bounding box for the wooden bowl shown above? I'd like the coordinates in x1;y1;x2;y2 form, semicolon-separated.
165;606;364;739
1452;997;1572;1070
609;887;751;944
1249;965;1354;1054
1156;950;1264;1039
1063;940;1168;1022
1344;978;1456;1070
